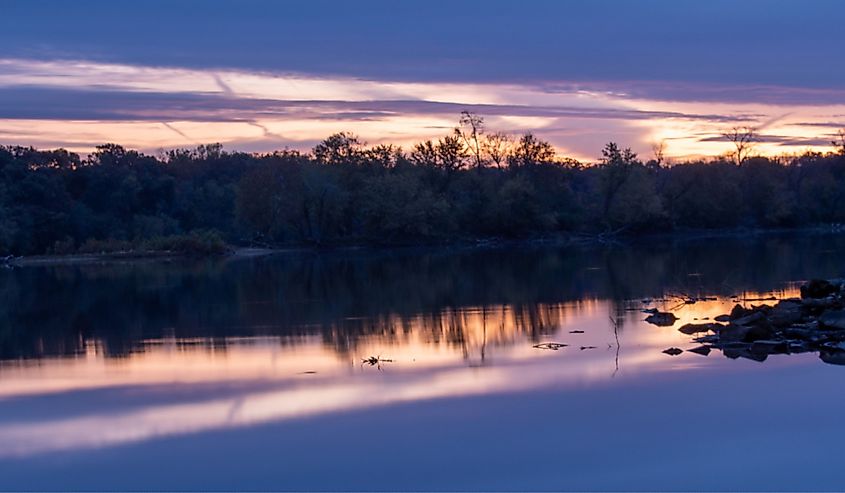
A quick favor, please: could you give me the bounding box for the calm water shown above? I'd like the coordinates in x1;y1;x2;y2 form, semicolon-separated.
1;235;844;491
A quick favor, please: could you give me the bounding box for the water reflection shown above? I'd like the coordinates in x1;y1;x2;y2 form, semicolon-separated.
0;235;843;464
2;235;843;360
0;296;780;458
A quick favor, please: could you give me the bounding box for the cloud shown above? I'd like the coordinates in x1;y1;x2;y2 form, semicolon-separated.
0;56;842;159
213;73;236;98
2;0;845;93
160;122;198;144
0;86;751;124
541;81;845;107
792;122;845;129
699;133;835;147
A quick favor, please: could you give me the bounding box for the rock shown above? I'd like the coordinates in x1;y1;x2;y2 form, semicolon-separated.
819;310;845;331
718;323;752;342
714;314;731;322
732;311;766;327
693;334;720;344
721;342;752;350
729;304;752;320
645;311;678;327
768;300;803;327
642;308;659;314
786;341;812;353
687;346;711;356
662;347;683;356
784;327;816;341
678;322;723;335
801;279;839;299
801;296;840;311
719;322;772;342
723;347;768;362
820;350;845;366
821;341;845;351
743;324;775;342
750;340;788;354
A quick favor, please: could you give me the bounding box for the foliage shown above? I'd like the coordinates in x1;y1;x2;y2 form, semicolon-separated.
1;119;845;256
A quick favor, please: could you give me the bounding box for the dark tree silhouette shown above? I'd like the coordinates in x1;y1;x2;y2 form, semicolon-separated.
0;113;844;256
723;126;757;165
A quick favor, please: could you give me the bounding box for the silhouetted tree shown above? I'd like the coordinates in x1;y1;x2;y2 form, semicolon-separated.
455;111;485;169
508;133;555;168
483;131;512;168
0;114;844;256
723;126;757;165
313;132;364;165
833;128;845;155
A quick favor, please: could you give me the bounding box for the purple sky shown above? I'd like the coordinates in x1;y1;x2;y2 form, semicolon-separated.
1;0;844;160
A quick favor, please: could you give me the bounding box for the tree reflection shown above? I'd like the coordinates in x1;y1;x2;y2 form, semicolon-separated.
0;234;843;361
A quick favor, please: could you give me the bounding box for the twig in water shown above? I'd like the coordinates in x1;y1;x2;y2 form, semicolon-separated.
361;355;394;370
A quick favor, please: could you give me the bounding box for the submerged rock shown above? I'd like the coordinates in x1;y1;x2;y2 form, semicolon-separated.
645;311;678;327
662;347;683;356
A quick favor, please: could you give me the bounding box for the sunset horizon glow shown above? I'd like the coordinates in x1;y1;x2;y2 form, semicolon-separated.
2;0;844;163
1;57;842;162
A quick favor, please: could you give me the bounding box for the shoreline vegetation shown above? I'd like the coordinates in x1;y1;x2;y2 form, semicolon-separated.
3;226;843;267
2;113;844;260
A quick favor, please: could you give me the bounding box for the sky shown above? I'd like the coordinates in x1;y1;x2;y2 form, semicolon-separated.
1;0;844;161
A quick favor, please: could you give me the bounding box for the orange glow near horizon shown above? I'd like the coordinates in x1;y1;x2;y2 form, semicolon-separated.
0;58;842;162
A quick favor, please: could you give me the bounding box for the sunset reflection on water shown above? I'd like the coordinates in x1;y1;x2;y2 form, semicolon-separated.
0;287;804;458
0;237;843;491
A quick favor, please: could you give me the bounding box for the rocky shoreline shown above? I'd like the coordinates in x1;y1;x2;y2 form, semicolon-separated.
666;279;845;364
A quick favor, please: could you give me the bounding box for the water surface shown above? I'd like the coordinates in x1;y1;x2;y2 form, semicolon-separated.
1;235;844;490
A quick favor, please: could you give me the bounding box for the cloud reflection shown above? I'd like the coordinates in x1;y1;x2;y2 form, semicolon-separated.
0;292;804;458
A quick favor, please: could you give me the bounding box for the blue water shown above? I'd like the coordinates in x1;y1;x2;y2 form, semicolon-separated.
0;236;843;490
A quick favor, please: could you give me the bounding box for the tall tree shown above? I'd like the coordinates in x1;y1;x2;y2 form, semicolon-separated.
455;111;485;169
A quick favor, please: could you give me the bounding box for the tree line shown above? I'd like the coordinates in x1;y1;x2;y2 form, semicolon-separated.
1;113;844;256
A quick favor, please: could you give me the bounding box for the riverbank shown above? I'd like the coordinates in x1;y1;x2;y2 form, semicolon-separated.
3;247;281;267
3;225;843;267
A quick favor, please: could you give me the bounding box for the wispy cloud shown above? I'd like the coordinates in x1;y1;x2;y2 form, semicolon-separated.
160;122;198;145
0;58;842;159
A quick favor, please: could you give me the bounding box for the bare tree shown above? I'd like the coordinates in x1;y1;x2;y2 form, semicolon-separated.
482;131;512;168
651;140;667;167
455;111;485;169
833;128;845;155
723;126;757;165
